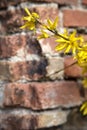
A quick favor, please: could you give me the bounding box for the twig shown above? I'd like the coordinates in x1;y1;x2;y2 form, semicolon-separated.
47;60;77;77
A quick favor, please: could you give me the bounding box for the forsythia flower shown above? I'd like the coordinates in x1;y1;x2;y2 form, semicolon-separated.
38;30;49;39
20;8;39;30
55;30;83;54
42;17;58;31
80;101;87;115
76;47;87;67
82;78;87;88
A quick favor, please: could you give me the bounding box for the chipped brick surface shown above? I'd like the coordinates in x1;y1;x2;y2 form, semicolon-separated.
0;34;42;58
4;81;83;109
0;0;87;129
0;109;69;130
0;0;26;8
0;34;26;58
31;0;77;5
0;4;58;34
0;59;47;81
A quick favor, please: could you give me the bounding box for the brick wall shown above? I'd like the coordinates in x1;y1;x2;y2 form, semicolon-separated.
0;0;87;130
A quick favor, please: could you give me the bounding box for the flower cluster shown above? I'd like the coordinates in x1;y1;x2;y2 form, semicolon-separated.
21;8;87;115
20;8;39;30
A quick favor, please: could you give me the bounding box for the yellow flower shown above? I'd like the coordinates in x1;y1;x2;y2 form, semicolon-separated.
76;47;87;67
20;8;39;30
42;17;58;31
38;30;49;39
80;101;87;115
82;78;87;88
75;45;87;76
55;30;83;54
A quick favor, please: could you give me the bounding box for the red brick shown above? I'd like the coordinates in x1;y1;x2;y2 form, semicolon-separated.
0;9;24;34
0;0;26;8
0;109;68;130
0;56;64;82
82;0;87;5
0;59;47;81
32;0;77;5
63;10;87;27
4;81;83;109
0;34;42;58
64;56;82;78
0;5;58;34
35;5;58;21
0;34;26;58
0;56;64;81
39;37;57;54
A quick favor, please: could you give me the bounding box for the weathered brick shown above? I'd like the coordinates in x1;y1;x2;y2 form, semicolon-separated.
32;0;77;5
39;37;57;54
0;59;47;81
0;4;58;34
0;34;42;58
26;36;42;55
64;56;82;78
0;0;26;8
63;10;87;27
34;4;58;21
0;34;26;58
0;56;64;81
0;109;69;130
0;9;24;34
4;81;83;109
82;0;87;5
46;56;64;80
5;0;77;6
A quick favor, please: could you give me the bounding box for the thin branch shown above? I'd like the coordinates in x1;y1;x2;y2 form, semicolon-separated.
37;20;69;41
46;60;77;77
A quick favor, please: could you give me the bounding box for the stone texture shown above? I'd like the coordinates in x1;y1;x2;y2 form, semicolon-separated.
63;9;87;27
64;56;82;78
4;81;83;109
0;108;69;130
